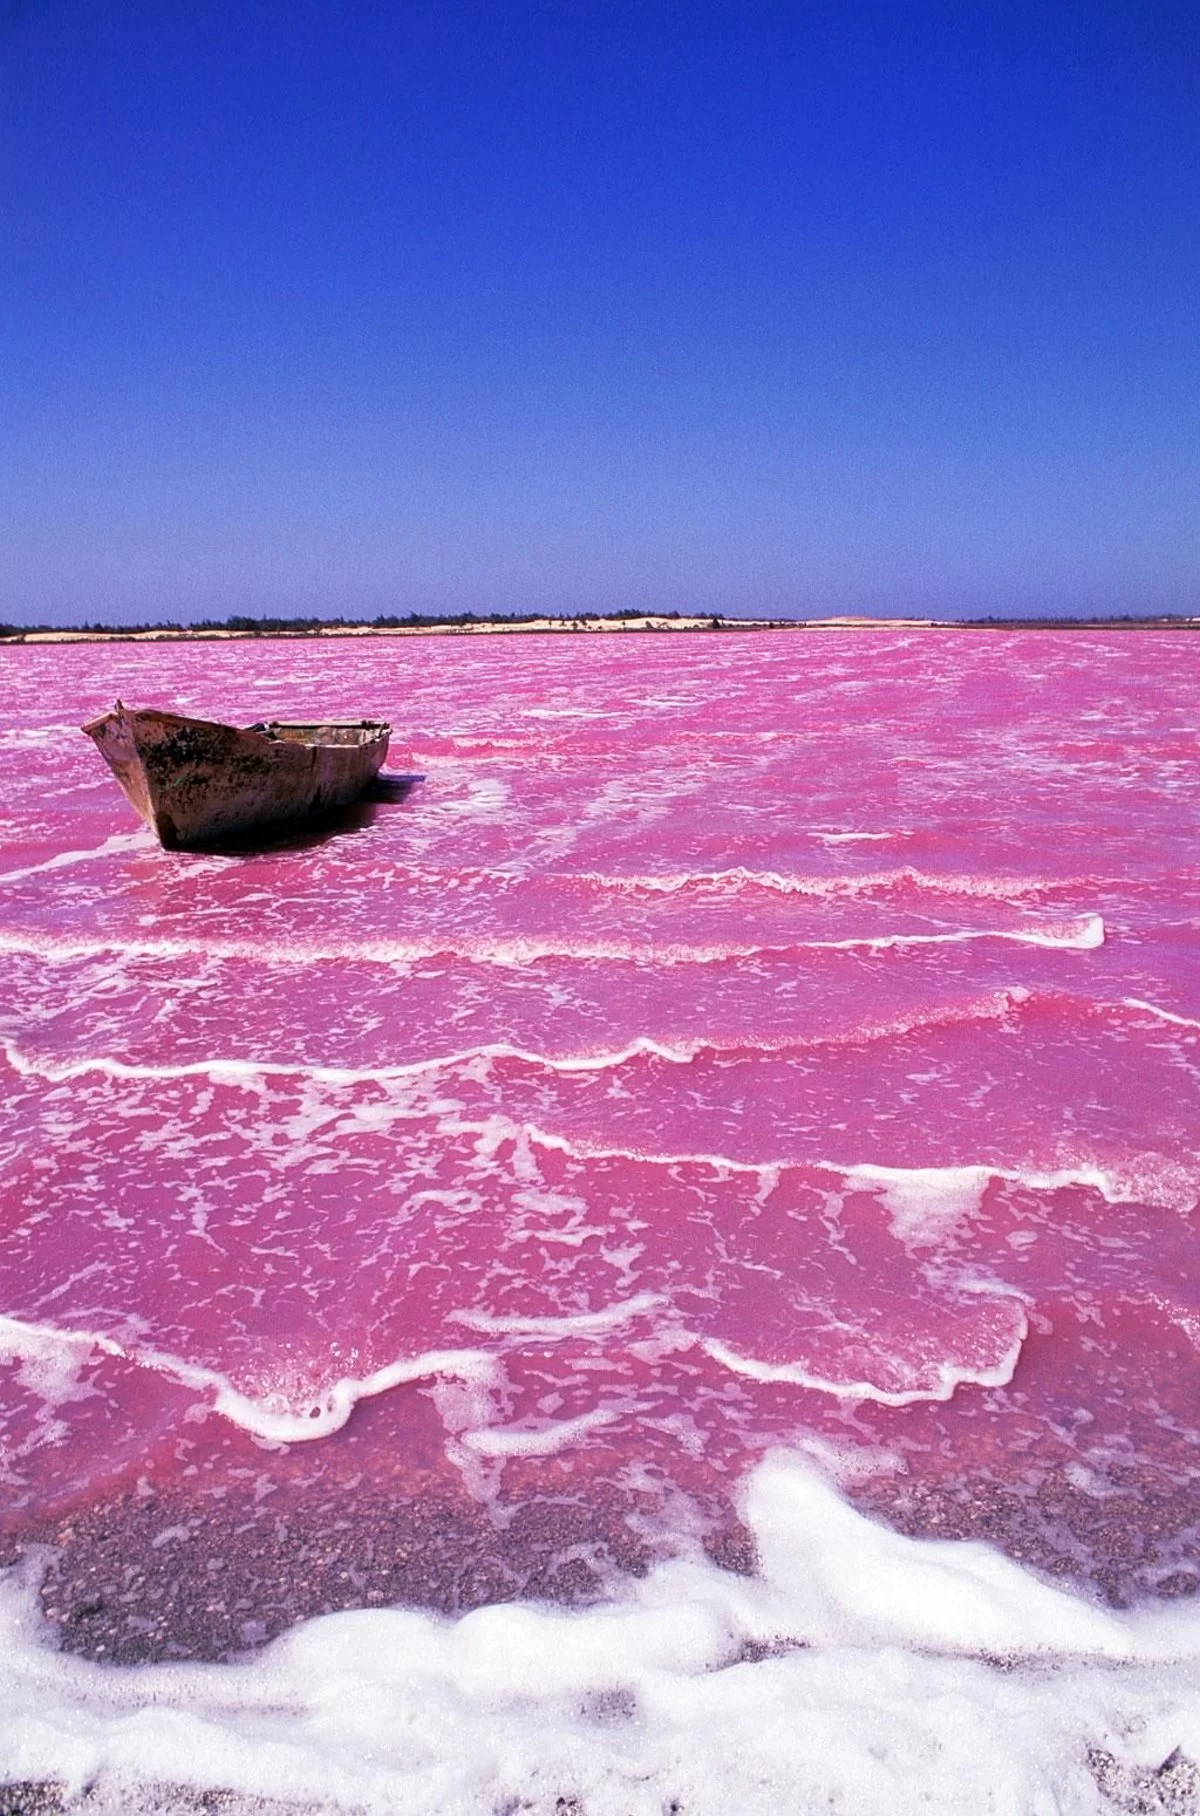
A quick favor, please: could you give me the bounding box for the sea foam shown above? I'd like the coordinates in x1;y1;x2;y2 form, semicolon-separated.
0;911;1106;969
5;1453;1200;1814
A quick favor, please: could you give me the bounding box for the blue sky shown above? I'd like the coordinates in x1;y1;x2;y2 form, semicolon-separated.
2;1;1197;623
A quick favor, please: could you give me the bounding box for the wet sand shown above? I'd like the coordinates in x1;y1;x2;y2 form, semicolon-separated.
2;1454;755;1668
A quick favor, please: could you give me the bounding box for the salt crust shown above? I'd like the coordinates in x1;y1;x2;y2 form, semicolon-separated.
5;1454;1200;1813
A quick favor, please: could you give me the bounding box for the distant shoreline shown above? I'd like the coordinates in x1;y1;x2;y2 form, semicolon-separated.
1;611;1198;644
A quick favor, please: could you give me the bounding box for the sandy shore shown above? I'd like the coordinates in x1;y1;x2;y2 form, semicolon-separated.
3;615;758;644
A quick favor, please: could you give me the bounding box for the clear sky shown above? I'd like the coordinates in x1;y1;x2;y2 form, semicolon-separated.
2;0;1197;624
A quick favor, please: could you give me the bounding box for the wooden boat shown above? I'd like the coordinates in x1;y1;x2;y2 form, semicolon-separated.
82;702;392;848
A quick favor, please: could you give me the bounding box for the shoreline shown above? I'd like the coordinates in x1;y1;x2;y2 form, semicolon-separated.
4;1447;1194;1674
3;1458;1199;1815
2;612;1198;644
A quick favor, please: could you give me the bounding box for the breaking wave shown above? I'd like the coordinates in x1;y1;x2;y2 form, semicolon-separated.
0;913;1106;969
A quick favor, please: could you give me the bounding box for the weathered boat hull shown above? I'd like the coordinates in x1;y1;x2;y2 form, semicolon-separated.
82;704;391;848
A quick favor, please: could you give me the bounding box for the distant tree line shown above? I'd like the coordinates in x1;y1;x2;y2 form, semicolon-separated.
957;614;1198;629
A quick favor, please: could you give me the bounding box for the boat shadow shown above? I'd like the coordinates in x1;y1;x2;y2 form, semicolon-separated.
192;773;426;857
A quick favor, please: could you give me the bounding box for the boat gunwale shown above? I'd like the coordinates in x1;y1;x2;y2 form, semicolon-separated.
82;705;391;747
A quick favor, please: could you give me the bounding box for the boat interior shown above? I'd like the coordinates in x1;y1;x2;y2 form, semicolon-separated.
247;720;390;745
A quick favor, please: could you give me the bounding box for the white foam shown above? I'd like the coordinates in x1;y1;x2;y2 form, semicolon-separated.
0;830;152;885
459;1406;620;1456
456;1116;1164;1217
0;911;1106;969
0;1316;95;1387
1124;995;1200;1031
701;1307;1027;1406
0;1314;498;1444
0;985;1034;1093
519;706;600;719
434;775;510;819
844;1163;993;1246
0;721;90;749
448;1293;666;1339
0;1032;701;1090
7;1451;1200;1813
7;1025;1172;1226
819;912;1105;953
581;863;1055;900
0;988;1022;1094
210;1348;501;1443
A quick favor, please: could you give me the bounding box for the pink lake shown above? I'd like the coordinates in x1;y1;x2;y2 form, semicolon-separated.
2;628;1200;1812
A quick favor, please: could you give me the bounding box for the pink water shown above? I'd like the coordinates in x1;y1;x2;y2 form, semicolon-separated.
3;629;1200;1653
